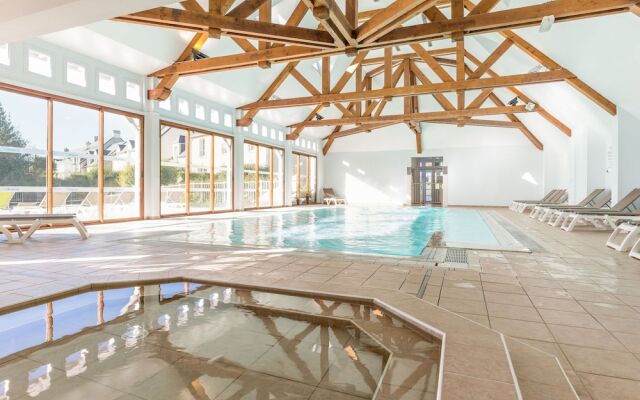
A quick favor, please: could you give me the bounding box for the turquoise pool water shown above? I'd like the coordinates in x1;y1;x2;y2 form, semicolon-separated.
183;207;498;256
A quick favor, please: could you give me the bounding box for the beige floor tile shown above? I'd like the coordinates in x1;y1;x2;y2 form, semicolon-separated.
529;296;585;313
486;303;542;322
438;297;487;316
547;324;626;351
490;317;554;342
537;309;603;329
561;344;640;380
579;301;640;319
611;331;640;354
578;372;640;400
441;372;517;400
484;292;532;307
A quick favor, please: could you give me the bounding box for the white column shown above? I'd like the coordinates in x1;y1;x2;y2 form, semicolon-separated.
284;139;293;206
233;133;244;210
611;108;640;203
143;77;160;219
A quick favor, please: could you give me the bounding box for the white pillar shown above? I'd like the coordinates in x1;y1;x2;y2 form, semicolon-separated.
233;133;244;210
611;108;640;203
143;77;160;219
284;139;293;206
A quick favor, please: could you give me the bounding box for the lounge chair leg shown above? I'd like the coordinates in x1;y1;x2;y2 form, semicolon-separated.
562;215;579;232
19;222;41;242
71;218;89;239
0;225;18;244
630;239;640;261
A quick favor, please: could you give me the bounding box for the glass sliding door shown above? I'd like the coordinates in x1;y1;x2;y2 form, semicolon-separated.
160;126;188;215
0;85;143;221
214;136;232;210
103;112;141;220
243;143;257;209
243;142;284;209
0;89;48;215
291;152;317;205
189;131;212;213
160;121;233;216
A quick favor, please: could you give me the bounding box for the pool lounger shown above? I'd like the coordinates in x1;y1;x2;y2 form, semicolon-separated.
543;190;612;226
606;219;640;252
513;189;568;214
509;189;560;211
323;188;347;205
0;214;88;244
631;238;640;261
530;189;608;221
559;189;640;232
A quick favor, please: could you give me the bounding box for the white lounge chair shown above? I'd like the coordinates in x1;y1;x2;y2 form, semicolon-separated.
630;238;640;261
0;214;88;244
544;190;612;226
606;218;640;252
514;190;568;214
509;189;560;211
323;188;346;205
16;192;70;213
560;189;640;232
530;189;608;221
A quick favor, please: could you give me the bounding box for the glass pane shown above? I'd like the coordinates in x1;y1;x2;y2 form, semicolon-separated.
98;73;115;95
290;154;299;204
28;49;51;77
213;136;232;210
273;149;284;207
189;131;212;212
103;112;141;220
258;146;270;207
309;156;317;203
53;101;99;220
125;82;141;102
66;62;86;87
160;125;187;215
299;155;308;203
0;89;48;215
243;143;257;208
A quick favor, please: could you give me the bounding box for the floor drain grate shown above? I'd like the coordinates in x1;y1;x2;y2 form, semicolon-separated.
444;248;468;263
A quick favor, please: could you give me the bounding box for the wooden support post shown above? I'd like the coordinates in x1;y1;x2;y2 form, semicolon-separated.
456;40;465;126
322;56;330;94
384;47;392;89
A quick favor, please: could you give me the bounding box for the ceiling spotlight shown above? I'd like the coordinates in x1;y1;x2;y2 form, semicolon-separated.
525;102;538;112
508;97;519;106
529;65;546;74
427;41;433;48
539;15;555;32
315;114;324;120
394;45;402;52
421;14;428;24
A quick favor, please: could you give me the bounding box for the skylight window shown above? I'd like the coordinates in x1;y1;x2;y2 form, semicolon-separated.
98;72;116;95
126;81;141;102
223;113;232;127
159;98;171;111
0;44;9;66
211;109;220;124
195;104;205;120
66;62;86;87
178;98;189;116
28;49;52;77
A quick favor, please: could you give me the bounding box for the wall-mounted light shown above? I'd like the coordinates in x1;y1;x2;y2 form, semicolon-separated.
539;15;555;32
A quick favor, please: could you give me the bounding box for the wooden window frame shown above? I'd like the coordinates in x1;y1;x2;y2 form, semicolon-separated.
159;120;234;217
0;82;145;224
243;140;285;210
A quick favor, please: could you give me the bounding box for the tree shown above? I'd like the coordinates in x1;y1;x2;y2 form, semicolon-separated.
0;102;47;186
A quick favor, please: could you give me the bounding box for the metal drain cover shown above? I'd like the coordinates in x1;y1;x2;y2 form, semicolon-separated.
444;248;468;263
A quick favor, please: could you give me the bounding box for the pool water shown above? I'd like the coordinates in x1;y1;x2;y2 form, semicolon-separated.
180;207;498;256
0;282;440;400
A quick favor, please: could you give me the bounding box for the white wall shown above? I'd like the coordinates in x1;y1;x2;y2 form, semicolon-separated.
323;125;544;207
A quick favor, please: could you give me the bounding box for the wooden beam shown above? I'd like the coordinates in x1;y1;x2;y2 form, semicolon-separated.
465;50;572;137
455;39;465;126
357;0;427;42
468;0;501;15
631;3;640;16
376;0;637;45
122;8;336;48
410;43;453;82
292;105;533;127
322;56;330;94
384;47;392;88
489;92;543;150
290;68;320;95
468;39;512;79
357;0;440;43
410;62;455;111
303;0;355;47
346;0;358;28
226;0;269;18
500;30;617;115
429;119;522;128
237;61;299;125
331;122;400;139
240;69;574;110
259;0;272;52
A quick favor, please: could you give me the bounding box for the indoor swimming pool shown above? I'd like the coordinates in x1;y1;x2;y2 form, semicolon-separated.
172;207;500;256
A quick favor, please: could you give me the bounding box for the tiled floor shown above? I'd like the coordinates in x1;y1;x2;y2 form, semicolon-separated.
1;207;639;400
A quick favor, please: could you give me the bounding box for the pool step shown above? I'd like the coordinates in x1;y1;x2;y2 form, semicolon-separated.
503;336;579;400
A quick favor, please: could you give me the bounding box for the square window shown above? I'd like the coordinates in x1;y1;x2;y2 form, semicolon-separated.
210;109;220;124
270;128;276;139
243;126;249;132
28;49;52;77
126;81;141;102
278;131;284;141
66;62;86;87
295;138;300;146
178;98;189;116
312;143;317;151
223;113;232;127
301;139;306;147
98;72;116;95
195;104;205;120
261;126;268;137
159;98;171;111
0;44;9;66
252;123;259;135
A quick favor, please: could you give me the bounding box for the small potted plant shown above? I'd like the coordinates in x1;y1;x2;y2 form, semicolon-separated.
304;190;312;204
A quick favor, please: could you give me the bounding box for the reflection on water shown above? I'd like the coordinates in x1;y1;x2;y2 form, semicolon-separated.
0;282;440;400
169;207;498;256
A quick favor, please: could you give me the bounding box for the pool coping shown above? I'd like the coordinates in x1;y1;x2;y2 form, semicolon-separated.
0;271;563;400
